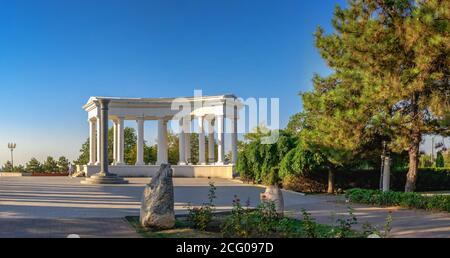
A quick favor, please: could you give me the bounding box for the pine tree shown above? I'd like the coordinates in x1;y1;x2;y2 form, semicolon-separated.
57;156;70;173
306;0;449;192
435;151;445;167
42;156;58;173
26;158;42;173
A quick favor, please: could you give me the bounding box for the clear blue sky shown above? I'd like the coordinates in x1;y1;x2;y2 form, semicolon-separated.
1;0;389;165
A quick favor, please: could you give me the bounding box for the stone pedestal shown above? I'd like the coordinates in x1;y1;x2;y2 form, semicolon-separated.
260;185;284;214
81;173;128;184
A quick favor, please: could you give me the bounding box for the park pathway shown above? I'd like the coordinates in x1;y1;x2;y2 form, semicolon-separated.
0;177;448;238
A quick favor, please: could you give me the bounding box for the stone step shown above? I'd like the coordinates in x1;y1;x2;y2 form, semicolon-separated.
81;175;128;185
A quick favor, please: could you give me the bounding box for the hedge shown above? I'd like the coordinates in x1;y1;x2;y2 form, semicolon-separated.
281;168;450;193
346;188;450;212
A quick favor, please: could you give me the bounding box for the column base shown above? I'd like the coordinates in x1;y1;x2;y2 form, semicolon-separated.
135;162;145;166
215;162;225;166
178;162;187;165
81;173;128;185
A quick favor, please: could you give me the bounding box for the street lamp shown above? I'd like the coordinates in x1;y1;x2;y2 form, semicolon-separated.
8;143;16;171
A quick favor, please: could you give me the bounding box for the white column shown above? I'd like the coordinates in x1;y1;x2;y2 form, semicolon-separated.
136;118;145;165
208;118;215;164
184;117;191;164
198;116;206;165
88;118;97;165
178;118;186;165
116;117;125;165
112;120;118;165
157;119;168;165
216;115;224;165
96;117;101;165
231;107;238;165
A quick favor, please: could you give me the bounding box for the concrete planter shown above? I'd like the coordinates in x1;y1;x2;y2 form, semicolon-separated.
260;185;285;214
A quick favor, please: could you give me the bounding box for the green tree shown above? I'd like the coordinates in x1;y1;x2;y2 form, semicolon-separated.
26;158;42;173
435;151;445;167
236;128;297;184
1;161;13;172
189;133;199;164
74;140;89;165
144;144;157;165
167;131;180;165
13;165;25;173
307;0;450;192
42;156;59;172
123;127;138;165
57;156;70;173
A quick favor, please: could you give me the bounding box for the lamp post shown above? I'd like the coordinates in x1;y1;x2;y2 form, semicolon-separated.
8;143;16;171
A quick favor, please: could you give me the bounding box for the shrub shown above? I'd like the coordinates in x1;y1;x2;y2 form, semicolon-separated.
346;188;450;212
186;182;216;231
236;130;297;183
281;168;450;193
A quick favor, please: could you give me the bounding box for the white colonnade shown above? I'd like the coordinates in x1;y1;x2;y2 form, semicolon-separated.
85;96;240;168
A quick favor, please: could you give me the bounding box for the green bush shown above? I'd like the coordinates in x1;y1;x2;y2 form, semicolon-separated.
281;168;450;193
346;188;450;212
236;130;296;183
186;182;217;231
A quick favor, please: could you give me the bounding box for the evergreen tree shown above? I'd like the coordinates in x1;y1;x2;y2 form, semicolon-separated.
26;158;42;173
305;0;449;192
42;156;59;172
1;161;13;172
57;156;70;173
435;151;445;167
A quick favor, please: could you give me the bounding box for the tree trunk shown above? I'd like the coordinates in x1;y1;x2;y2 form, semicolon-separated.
327;170;335;194
405;130;421;192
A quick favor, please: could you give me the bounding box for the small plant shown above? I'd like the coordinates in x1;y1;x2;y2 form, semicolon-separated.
221;196;283;238
221;195;251;237
301;209;317;238
332;207;358;238
186;182;216;231
249;201;280;237
382;211;393;238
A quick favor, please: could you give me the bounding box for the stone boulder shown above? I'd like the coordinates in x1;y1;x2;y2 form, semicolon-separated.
140;164;175;229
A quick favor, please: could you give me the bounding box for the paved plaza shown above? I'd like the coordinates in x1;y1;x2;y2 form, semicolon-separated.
0;177;449;238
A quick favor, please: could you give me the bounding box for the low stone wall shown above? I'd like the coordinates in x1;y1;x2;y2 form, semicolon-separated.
77;164;234;179
0;172;32;177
